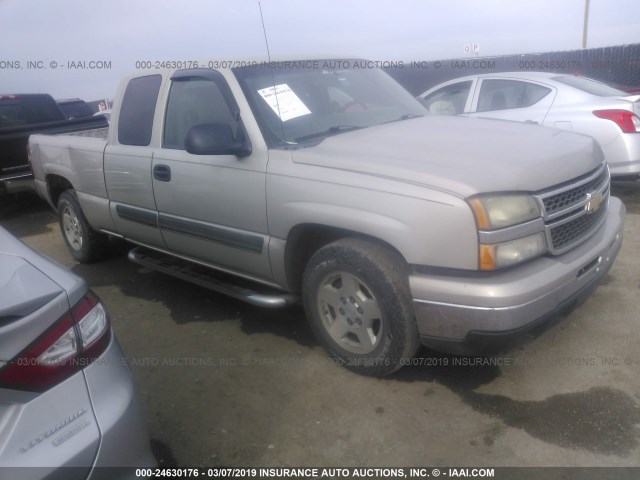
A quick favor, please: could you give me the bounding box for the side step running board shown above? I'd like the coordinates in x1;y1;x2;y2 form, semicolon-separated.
128;247;299;308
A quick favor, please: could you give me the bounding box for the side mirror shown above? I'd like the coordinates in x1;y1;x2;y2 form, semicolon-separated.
185;123;251;157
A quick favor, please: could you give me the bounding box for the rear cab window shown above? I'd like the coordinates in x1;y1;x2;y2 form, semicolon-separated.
118;75;162;146
58;100;94;119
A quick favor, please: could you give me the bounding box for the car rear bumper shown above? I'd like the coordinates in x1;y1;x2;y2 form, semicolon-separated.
85;335;156;479
0;334;154;480
609;159;640;180
606;134;640;179
409;196;625;355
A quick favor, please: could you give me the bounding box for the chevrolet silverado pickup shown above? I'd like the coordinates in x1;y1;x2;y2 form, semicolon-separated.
28;59;625;375
0;94;108;195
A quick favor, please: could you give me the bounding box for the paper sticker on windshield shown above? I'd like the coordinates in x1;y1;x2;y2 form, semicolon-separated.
258;84;311;121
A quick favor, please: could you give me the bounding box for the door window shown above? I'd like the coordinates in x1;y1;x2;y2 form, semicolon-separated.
476;79;551;112
422;81;473;115
163;77;236;150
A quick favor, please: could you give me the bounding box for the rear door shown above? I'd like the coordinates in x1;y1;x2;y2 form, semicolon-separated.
151;69;272;281
468;78;556;124
104;74;166;248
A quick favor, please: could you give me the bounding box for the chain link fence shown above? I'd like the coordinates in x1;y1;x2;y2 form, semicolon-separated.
389;43;640;95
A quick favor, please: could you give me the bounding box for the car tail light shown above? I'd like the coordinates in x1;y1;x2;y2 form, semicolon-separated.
0;291;111;391
593;109;640;133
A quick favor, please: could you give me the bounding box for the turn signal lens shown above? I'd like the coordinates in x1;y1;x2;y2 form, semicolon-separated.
480;232;547;270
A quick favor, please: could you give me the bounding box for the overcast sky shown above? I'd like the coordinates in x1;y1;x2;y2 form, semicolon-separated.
1;0;639;100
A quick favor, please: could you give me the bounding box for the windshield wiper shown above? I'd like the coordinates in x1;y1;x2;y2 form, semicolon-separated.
383;113;424;124
295;125;364;142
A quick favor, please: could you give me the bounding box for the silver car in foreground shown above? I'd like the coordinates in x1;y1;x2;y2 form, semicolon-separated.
420;72;640;179
0;226;155;478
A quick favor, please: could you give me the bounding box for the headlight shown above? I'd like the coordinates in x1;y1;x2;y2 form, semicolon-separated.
468;194;541;230
468;194;546;270
480;232;547;270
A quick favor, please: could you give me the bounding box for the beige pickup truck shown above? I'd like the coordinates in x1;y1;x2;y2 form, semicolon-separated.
29;59;625;375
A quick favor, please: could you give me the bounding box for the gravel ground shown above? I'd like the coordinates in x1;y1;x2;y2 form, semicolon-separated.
1;186;639;471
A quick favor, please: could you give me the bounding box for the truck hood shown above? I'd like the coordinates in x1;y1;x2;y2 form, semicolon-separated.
290;116;603;198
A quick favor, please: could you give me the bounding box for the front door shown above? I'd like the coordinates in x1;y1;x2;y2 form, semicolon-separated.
151;69;272;282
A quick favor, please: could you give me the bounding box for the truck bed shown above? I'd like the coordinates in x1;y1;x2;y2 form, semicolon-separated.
0;115;108;194
29;132;109;203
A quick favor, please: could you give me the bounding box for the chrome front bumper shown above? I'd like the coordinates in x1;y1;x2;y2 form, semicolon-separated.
410;196;625;353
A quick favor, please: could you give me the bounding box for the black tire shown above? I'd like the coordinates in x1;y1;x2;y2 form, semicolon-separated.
302;238;419;376
57;190;107;263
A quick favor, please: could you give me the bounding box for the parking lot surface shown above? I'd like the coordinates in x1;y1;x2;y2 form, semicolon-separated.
1;186;640;468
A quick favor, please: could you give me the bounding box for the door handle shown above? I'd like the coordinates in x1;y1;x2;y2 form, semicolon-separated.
153;164;171;182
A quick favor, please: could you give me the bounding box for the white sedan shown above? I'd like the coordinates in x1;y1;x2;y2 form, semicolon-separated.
420;72;640;180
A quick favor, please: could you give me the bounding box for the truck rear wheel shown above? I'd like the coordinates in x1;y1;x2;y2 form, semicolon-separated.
302;238;419;376
58;190;107;263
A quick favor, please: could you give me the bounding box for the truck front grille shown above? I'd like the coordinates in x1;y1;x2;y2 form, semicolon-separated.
549;201;608;251
542;167;609;216
535;164;610;255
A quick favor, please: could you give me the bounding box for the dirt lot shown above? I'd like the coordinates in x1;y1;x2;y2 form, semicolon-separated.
1;186;640;470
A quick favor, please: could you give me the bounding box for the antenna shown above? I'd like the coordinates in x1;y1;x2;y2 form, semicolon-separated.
258;2;272;63
258;1;287;145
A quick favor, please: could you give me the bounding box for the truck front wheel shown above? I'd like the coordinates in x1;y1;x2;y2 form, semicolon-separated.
302;238;419;376
58;190;106;263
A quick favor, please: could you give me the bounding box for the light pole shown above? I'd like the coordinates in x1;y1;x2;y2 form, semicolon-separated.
582;0;591;49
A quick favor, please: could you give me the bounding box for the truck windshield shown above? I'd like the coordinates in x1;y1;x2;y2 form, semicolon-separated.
234;61;427;147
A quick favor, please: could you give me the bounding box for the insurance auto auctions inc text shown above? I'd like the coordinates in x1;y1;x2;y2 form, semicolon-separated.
255;467;495;478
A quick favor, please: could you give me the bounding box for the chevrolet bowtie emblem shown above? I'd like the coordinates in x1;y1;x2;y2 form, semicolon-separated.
585;192;603;214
